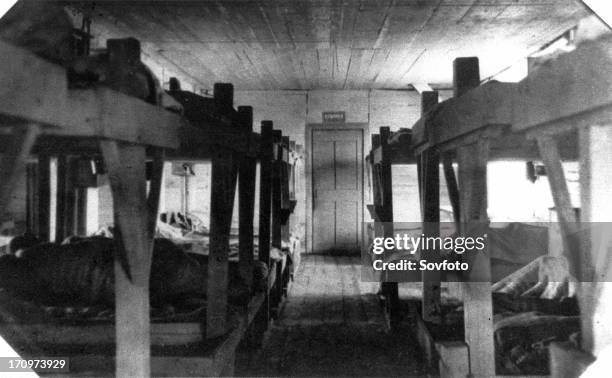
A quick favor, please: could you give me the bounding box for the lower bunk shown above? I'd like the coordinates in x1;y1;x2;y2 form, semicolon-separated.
399;223;581;377
0;234;278;376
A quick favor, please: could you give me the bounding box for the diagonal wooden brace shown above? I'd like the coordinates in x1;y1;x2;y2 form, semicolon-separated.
0;124;39;218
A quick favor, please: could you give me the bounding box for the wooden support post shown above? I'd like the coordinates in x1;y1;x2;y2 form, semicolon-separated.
214;83;234;110
238;106;256;290
25;162;38;234
257;121;274;332
536;136;580;277
207;146;238;339
75;186;87;235
55;155;69;241
272;130;283;250
259;121;274;265
420;92;442;324
0;125;39;222
37;154;51;241
100;140;154;378
379;127;399;325
271;130;284;313
578;125;612;356
442;153;460;225
453;57;480;97
457;139;495;377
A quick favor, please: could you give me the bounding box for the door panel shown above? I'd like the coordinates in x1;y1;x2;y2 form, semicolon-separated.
311;127;364;255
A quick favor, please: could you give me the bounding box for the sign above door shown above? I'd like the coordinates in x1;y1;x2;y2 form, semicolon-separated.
322;111;345;124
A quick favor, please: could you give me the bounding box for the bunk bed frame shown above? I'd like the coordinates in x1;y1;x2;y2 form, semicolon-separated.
0;37;299;377
405;32;612;377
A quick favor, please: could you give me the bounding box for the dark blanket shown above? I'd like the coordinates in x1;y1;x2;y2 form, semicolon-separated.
0;237;267;307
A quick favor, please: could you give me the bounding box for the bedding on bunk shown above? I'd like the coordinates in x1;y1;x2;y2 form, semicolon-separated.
489;235;580;375
422;222;580;376
157;211;298;266
0;236;269;321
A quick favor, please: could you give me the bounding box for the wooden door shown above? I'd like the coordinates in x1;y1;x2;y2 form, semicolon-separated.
311;127;363;255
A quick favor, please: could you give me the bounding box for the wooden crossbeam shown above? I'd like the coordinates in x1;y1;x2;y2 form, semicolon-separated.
0;40;180;149
515;35;612;133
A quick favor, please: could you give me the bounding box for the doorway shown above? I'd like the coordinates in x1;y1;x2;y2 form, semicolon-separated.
307;124;366;255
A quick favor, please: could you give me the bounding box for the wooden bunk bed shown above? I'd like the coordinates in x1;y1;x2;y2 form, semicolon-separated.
404;30;612;377
0;36;298;377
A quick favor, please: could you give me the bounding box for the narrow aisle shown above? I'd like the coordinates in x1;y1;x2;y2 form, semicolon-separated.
237;254;429;377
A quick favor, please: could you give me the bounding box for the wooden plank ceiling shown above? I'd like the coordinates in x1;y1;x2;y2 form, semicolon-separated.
75;0;588;90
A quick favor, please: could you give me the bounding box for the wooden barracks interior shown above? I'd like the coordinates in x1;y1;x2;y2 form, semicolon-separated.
0;0;611;377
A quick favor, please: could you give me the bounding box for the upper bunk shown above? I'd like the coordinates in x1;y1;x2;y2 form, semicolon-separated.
408;33;612;161
0;37;273;162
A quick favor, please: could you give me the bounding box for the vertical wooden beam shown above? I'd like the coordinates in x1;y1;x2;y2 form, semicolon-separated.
37;154;51;241
100;140;152;378
214;83;234;110
147;149;165;242
238;106;256;290
207;147;238;339
55;155;68;242
272;130;283;250
536;135;579;277
0;124;39;221
259;121;274;265
457;139;495;377
26;162;38;234
72;159;88;236
442;153;460;225
257;121;274;332
420;92;442;323
379;127;399;325
271;130;284;313
578;125;612;356
453;57;480;97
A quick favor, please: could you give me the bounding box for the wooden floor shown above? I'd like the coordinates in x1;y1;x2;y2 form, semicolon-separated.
236;254;429;377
